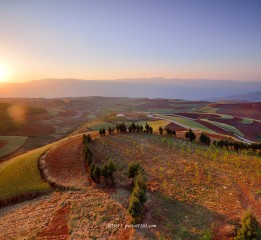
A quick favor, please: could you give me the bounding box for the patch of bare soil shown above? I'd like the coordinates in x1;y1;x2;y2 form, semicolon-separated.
0;189;134;240
40;136;89;189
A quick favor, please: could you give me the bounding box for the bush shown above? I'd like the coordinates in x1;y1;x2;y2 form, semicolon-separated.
127;162;141;179
102;159;116;186
93;166;101;183
132;184;147;204
199;132;211;145
235;211;259;240
185;128;196;142
128;196;143;219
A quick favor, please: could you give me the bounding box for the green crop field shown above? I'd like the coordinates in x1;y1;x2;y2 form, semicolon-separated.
87;121;116;131
198;106;219;113
240;118;254;124
0;136;28;158
154;114;215;133
202;119;244;137
0;142;59;200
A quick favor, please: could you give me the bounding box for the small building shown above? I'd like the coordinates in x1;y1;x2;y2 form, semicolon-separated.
116;113;125;117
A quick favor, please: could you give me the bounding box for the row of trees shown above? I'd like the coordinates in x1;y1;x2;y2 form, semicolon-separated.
127;163;147;223
82;134;117;186
99;122;154;136
213;139;261;152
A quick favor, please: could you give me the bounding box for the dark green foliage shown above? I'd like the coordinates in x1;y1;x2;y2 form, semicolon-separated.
102;159;117;185
235;211;260;240
213;139;261;153
127;162;141;179
116;122;127;133
199;132;211;145
159;126;163;135
132;184;147;204
185;128;196;142
128;196;142;218
99;128;106;136
90;163;95;180
128;164;147;222
108;127;113;135
166;128;176;136
93;166;101;183
82;134;92;144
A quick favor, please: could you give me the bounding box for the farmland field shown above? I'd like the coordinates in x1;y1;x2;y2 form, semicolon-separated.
0;136;28;158
202;119;244;137
154;114;215;133
0;142;58;200
90;133;261;239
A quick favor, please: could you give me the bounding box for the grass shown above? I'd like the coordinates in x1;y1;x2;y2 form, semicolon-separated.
0;142;58;200
201;119;244;137
240;118;254;124
154;114;215;133
0;136;28;158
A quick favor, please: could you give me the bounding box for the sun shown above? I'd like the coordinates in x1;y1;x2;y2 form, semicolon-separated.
0;63;11;82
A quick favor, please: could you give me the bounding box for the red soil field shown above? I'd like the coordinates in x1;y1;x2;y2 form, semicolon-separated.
165;122;187;131
212;103;261;120
208;117;261;141
8;124;55;136
41;136;89;188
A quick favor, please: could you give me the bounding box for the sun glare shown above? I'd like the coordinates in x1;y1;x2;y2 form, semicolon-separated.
0;63;11;82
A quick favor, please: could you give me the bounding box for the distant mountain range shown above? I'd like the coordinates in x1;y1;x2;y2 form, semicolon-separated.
207;91;261;102
0;78;260;101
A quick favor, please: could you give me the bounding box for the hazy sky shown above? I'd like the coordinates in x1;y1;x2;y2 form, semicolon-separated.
0;0;261;82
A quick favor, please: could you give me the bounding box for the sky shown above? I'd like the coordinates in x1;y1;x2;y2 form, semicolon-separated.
0;0;261;82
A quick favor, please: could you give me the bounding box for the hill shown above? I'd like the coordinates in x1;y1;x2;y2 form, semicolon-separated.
0;78;261;100
208;91;261;102
0;132;260;239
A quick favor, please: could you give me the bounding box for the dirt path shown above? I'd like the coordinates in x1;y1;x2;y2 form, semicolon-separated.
40;135;89;189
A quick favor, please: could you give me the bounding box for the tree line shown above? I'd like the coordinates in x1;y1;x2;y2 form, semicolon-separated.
82;134;117;186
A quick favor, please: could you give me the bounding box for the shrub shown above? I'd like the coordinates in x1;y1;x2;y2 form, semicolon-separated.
127;162;141;179
132;184;147;204
159;126;163;135
93;166;101;183
185;128;196;142
235;211;259;240
199;132;211;145
102;159;116;186
128;195;143;219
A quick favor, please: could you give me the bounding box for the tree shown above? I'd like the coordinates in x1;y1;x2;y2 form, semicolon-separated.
235;211;259;240
102;159;116;186
185;128;196;142
145;122;150;133
132;184;147;204
128;196;142;219
93;166;101;183
128;125;133;133
159;126;163;135
108;127;112;135
99;129;103;137
127;162;141;179
199;132;211;145
149;126;153;134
